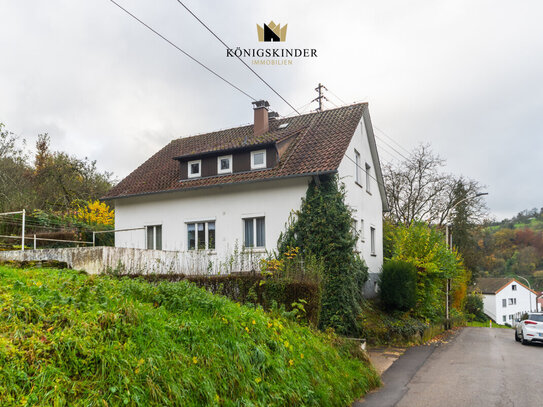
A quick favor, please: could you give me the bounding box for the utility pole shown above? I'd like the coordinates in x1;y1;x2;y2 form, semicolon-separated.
312;83;328;112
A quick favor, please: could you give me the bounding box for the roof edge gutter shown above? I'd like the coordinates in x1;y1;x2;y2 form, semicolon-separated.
102;170;337;202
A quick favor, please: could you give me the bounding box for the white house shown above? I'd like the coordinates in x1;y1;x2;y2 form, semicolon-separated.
474;278;540;325
103;101;388;296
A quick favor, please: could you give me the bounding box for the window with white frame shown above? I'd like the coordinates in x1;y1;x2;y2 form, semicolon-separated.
360;219;365;242
354;149;361;185
187;221;215;250
146;225;162;250
217;155;232;174
509;314;514;320
188;160;201;178
502;298;507;307
365;163;371;193
351;219;358;240
512;284;517;291
508;298;516;305
502;315;506;322
251;150;266;169
370;227;376;255
244;217;265;248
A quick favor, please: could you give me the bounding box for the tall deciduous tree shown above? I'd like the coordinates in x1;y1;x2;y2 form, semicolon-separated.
0;123;115;213
383;144;487;227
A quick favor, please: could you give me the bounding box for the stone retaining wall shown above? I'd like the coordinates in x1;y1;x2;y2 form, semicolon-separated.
0;247;264;275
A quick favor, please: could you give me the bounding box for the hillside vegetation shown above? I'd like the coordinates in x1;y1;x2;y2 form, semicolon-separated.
476;208;543;289
0;266;379;406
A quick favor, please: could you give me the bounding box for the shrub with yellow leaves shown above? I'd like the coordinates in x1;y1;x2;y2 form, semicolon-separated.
74;200;114;226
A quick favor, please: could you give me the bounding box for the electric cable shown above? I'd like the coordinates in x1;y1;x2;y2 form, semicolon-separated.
108;0;256;101
173;0;300;114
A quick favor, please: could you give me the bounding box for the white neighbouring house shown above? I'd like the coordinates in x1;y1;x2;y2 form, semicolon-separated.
473;278;540;325
104;101;388;296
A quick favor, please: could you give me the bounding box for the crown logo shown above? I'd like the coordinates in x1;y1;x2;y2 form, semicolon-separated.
257;21;287;42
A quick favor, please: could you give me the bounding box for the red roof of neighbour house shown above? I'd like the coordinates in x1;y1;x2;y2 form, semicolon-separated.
104;103;387;202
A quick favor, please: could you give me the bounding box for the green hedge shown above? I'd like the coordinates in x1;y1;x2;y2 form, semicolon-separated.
379;260;417;312
127;273;322;326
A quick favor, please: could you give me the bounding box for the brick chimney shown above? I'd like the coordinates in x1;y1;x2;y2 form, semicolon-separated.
252;100;270;136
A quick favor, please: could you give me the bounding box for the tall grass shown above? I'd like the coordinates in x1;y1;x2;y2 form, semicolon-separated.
0;267;379;406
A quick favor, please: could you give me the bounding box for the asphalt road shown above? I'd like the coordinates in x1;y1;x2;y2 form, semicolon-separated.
357;327;543;407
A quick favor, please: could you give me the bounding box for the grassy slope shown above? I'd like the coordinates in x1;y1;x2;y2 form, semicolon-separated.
0;267;379;406
466;320;511;329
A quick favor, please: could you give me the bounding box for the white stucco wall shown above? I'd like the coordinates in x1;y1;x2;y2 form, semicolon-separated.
482;294;497;321
337;114;384;296
493;281;539;324
114;177;310;260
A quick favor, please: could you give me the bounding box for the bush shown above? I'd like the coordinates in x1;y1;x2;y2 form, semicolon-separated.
278;174;367;336
121;262;323;326
359;301;431;346
379;260;417;312
465;292;486;322
391;222;468;321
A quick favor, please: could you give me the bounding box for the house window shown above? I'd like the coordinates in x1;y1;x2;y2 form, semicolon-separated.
188;160;201;178
502;299;507;308
502;315;507;322
508;298;516;305
217;155;232;174
244;217;265;248
251;150;266;169
360;219;365;242
365;163;371;193
512;284;517;291
187;221;215;250
146;225;162;250
351;219;358;240
370;227;376;256
354;149;361;185
509;314;514;320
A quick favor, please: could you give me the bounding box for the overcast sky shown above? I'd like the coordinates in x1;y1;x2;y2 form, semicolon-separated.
1;0;542;220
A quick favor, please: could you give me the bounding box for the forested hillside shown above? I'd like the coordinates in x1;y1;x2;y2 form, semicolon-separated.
475;208;543;289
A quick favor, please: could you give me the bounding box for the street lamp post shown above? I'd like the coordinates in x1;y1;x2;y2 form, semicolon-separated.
444;192;488;329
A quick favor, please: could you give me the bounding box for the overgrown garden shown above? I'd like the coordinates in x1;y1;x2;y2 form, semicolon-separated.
0;266;379;406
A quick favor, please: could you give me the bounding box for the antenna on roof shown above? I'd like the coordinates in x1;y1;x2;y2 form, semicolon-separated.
312;83;329;112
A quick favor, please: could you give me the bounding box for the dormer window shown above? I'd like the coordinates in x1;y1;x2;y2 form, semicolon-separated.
188;160;201;178
251;150;266;169
217;155;232;174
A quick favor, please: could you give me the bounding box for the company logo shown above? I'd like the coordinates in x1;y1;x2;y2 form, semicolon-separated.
257;21;287;42
226;21;316;66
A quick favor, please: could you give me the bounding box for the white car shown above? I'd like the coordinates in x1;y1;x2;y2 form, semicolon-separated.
515;313;543;345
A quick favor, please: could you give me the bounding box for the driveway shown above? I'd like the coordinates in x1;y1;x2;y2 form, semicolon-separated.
356;327;543;407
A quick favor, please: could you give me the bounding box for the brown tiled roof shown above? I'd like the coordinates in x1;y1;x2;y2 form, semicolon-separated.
473;278;538;295
104;103;367;199
473;278;513;294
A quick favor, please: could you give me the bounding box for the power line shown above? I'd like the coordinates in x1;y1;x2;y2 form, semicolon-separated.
108;0;256;101
373;125;411;155
374;134;410;161
281;100;313;118
173;0;300;114
374;141;401;162
323;86;412;159
326;88;348;106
